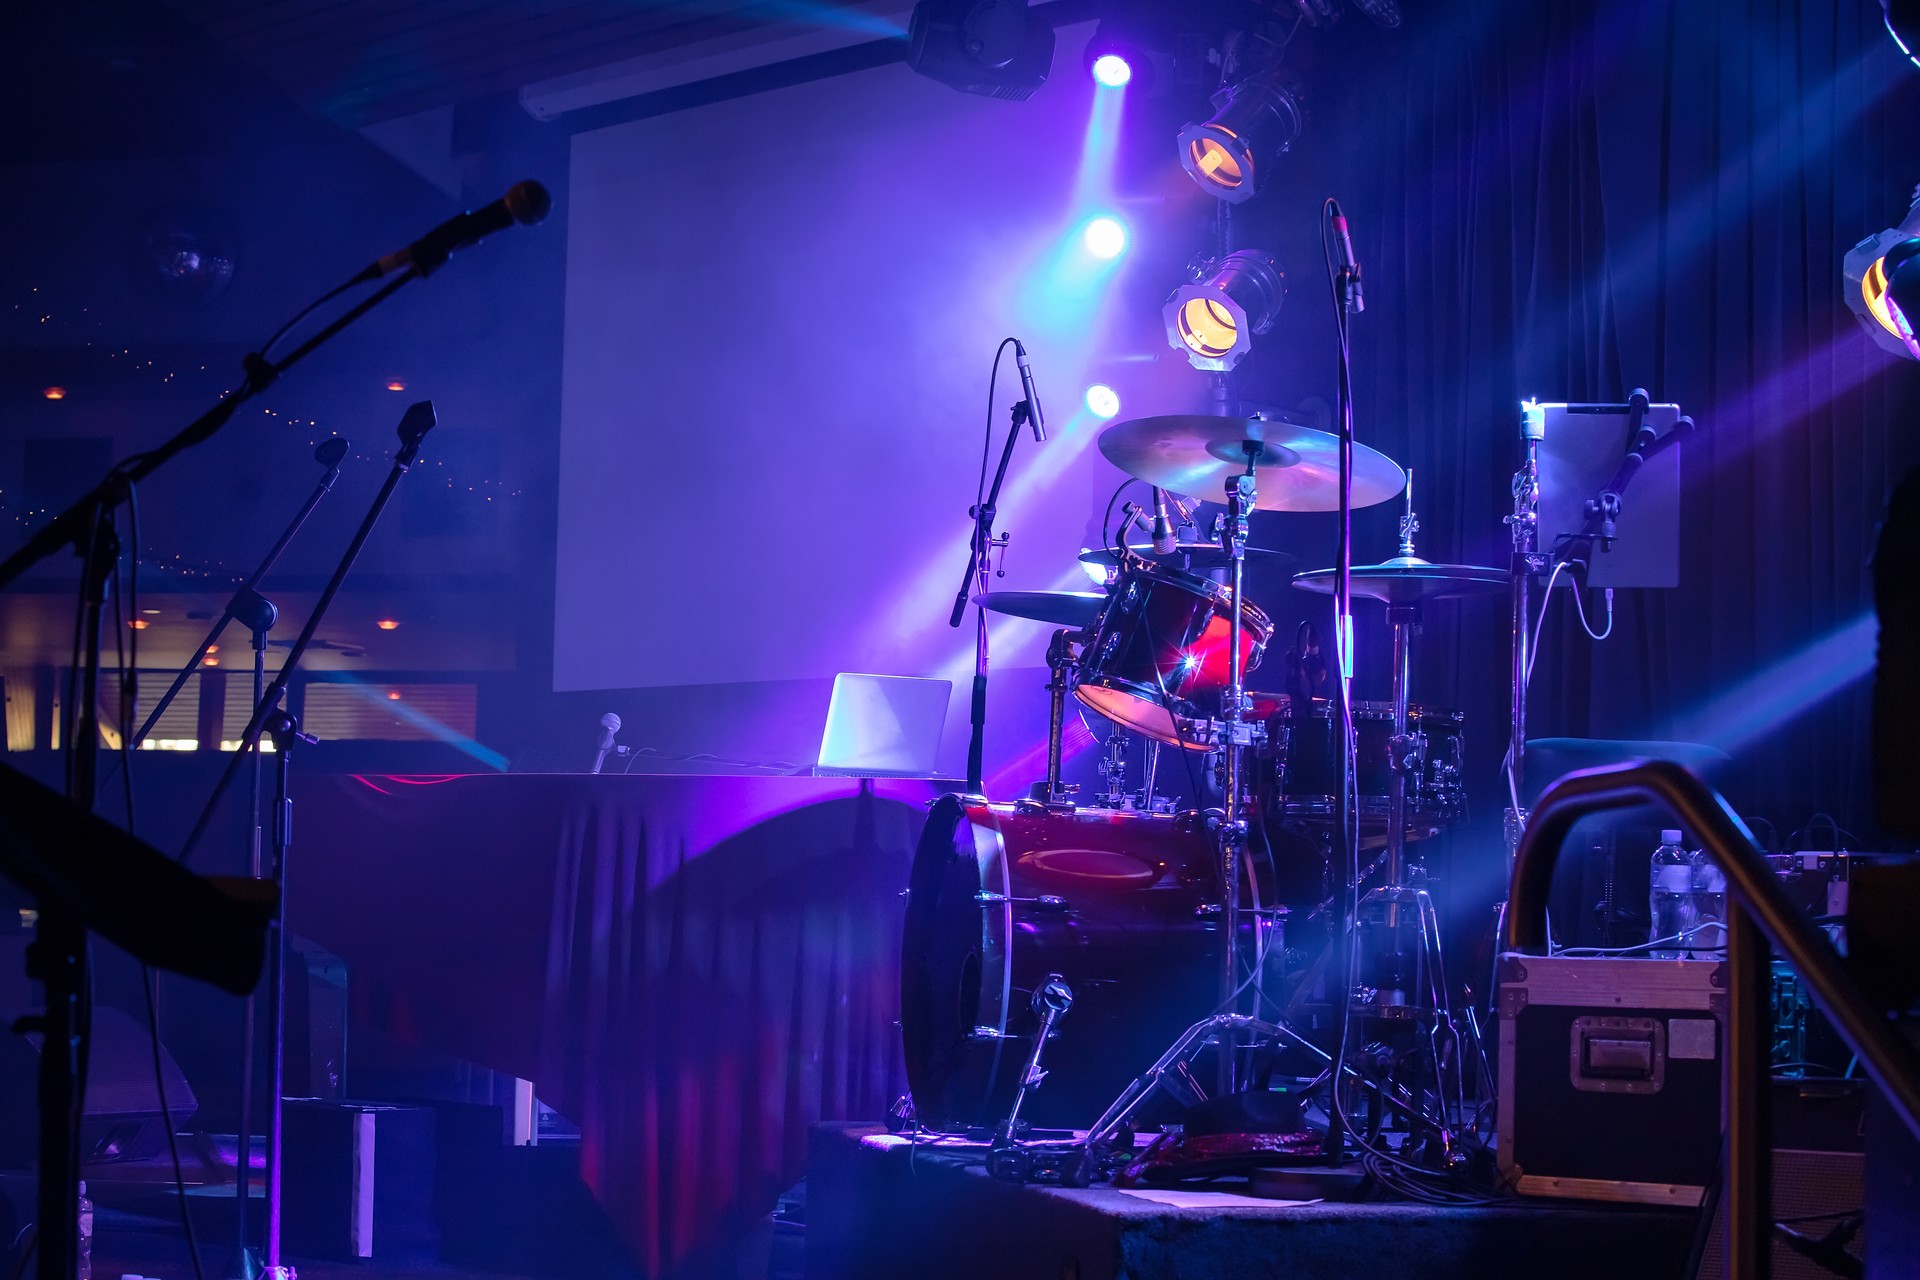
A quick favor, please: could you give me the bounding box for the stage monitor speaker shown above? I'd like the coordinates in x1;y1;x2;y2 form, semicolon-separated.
0;1004;196;1167
1692;1080;1867;1280
1693;1149;1866;1279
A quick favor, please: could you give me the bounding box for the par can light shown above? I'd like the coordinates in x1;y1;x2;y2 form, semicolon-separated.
1844;190;1920;361
1176;73;1302;204
1163;249;1285;371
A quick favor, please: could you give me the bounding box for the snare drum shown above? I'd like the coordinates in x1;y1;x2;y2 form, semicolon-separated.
1263;699;1467;826
900;796;1225;1132
1073;557;1272;748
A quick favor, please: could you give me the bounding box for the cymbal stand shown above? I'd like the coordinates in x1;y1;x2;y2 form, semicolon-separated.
1346;495;1465;1162
1213;445;1261;1094
1503;403;1545;860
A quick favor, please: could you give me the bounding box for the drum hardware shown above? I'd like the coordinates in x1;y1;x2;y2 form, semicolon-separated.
1505;403;1545;853
1094;727;1129;806
1291;485;1502;1167
1079;1013;1454;1175
993;975;1076;1150
972;891;1069;910
1038;627;1081;806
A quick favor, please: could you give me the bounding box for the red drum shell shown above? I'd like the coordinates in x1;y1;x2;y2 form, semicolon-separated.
1073;558;1272;748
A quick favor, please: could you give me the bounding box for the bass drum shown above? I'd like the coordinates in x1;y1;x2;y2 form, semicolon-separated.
900;796;1223;1133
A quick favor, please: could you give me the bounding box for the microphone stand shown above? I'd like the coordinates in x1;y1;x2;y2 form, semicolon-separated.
0;268;422;1280
178;401;437;1280
948;399;1034;796
123;443;346;1276
1323;210;1363;1165
133;440;349;749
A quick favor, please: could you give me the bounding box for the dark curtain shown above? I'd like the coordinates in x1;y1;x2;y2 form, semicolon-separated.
288;774;933;1279
1237;0;1920;841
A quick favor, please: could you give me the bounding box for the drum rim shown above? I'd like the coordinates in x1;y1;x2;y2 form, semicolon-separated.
1108;555;1276;642
1072;678;1211;750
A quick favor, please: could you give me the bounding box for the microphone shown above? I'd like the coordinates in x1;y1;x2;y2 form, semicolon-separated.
1329;200;1364;314
590;711;621;775
360;180;553;281
1150;487;1179;555
1013;341;1047;443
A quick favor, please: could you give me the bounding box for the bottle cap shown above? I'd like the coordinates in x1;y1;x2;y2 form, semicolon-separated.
1660;829;1683;844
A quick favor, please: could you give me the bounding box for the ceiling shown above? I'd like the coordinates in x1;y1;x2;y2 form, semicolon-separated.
164;0;913;127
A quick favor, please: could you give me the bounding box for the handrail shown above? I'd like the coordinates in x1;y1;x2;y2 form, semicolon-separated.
1504;758;1920;1280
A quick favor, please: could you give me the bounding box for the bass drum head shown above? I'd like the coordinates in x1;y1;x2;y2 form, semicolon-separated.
900;795;1226;1133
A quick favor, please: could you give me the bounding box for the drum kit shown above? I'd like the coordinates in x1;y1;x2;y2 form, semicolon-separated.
900;410;1513;1178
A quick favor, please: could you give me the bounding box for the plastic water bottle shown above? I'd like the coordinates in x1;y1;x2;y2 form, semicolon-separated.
77;1179;92;1280
1648;830;1695;959
1690;847;1727;954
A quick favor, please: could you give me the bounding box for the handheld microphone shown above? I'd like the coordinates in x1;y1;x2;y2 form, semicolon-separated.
1328;200;1364;314
1013;341;1046;443
1150;487;1179;555
590;711;621;775
359;180;552;282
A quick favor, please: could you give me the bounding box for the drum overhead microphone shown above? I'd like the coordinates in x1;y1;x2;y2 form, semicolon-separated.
1150;487;1179;555
1329;199;1363;314
1013;340;1046;443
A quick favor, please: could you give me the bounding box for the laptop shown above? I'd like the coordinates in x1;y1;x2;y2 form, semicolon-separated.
812;673;952;778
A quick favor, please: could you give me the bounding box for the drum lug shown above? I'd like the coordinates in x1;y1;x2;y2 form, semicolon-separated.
1388;732;1424;773
974;891;1070;912
1194;902;1223;918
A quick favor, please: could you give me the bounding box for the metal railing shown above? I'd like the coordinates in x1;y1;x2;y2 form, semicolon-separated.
1504;758;1920;1280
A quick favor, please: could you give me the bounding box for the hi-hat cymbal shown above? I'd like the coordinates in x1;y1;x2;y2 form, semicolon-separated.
971;590;1106;627
1291;556;1508;604
1097;414;1406;512
1078;542;1297;572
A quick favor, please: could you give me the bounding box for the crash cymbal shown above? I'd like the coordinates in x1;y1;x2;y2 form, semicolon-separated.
1097;414;1406;512
1291;556;1508;604
971;590;1106;627
1078;542;1297;572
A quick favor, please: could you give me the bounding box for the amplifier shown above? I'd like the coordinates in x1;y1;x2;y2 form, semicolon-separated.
1496;954;1723;1205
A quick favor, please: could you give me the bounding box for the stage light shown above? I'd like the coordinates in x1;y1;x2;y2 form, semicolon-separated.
42;387;65;401
1844;191;1920;360
1083;216;1127;258
1085;384;1121;418
1177;72;1302;204
376;619;401;631
1091;53;1132;87
906;0;1054;101
1163;249;1285;371
386;379;407;392
1083;18;1154;93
